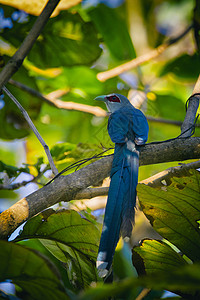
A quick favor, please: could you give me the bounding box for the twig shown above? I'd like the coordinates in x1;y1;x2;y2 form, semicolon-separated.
0;136;200;239
0;179;33;190
181;75;200;137
0;0;61;89
9;79;107;117
97;24;192;82
140;160;200;188
9;79;200;127
3;87;58;175
135;288;151;300
74;187;109;200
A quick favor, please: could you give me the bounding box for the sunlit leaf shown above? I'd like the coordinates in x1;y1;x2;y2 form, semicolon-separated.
1;9;102;68
14;209;100;290
28;11;102;68
137;169;200;262
0;0;82;17
132;239;187;276
0;240;70;300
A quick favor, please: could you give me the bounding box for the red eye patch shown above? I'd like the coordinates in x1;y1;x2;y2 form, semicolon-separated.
106;95;121;103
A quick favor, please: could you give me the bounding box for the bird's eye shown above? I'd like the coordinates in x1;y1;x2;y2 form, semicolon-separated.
106;95;120;103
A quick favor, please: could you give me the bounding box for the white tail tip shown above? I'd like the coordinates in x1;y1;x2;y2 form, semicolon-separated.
96;261;109;278
124;236;130;243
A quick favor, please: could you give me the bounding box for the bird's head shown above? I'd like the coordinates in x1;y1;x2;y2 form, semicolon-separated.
95;93;130;113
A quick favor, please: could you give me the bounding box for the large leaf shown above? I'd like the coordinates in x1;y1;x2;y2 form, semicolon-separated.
137;169;200;262
132;239;187;276
88;4;136;61
14;209;100;290
29;11;102;68
160;54;200;79
0;240;70;300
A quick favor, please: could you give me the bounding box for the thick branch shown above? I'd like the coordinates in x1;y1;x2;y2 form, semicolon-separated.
0;136;200;239
181;74;200;137
0;0;60;89
67;159;200;211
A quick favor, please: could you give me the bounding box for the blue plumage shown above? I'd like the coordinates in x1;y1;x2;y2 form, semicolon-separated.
95;93;149;277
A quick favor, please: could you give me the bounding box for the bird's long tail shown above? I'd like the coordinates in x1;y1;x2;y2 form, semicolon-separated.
96;142;139;277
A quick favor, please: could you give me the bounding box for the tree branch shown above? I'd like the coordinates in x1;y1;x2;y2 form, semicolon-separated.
3;87;58;175
9;79;107;117
0;136;200;239
0;0;61;89
70;159;200;205
135;288;151;300
97;24;192;82
9;79;200;127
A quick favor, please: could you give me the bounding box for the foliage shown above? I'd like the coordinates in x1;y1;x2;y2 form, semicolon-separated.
0;0;200;299
0;240;70;300
14;209;100;290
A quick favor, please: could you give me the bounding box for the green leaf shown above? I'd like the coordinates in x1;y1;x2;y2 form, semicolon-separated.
132;239;187;276
160;54;200;79
78;263;200;299
17;239;73;291
88;4;136;61
0;161;19;178
147;94;185;121
49;142;106;173
15;209;100;290
28;11;102;68
1;8;102;68
0;240;70;300
0;161;29;179
77;278;138;300
141;262;200;297
137;169;200;262
50;142;77;162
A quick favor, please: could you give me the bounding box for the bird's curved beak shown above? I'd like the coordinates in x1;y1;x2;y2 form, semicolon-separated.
94;95;106;102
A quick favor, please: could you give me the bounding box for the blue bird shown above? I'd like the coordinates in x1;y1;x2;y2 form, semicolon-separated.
95;93;149;277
